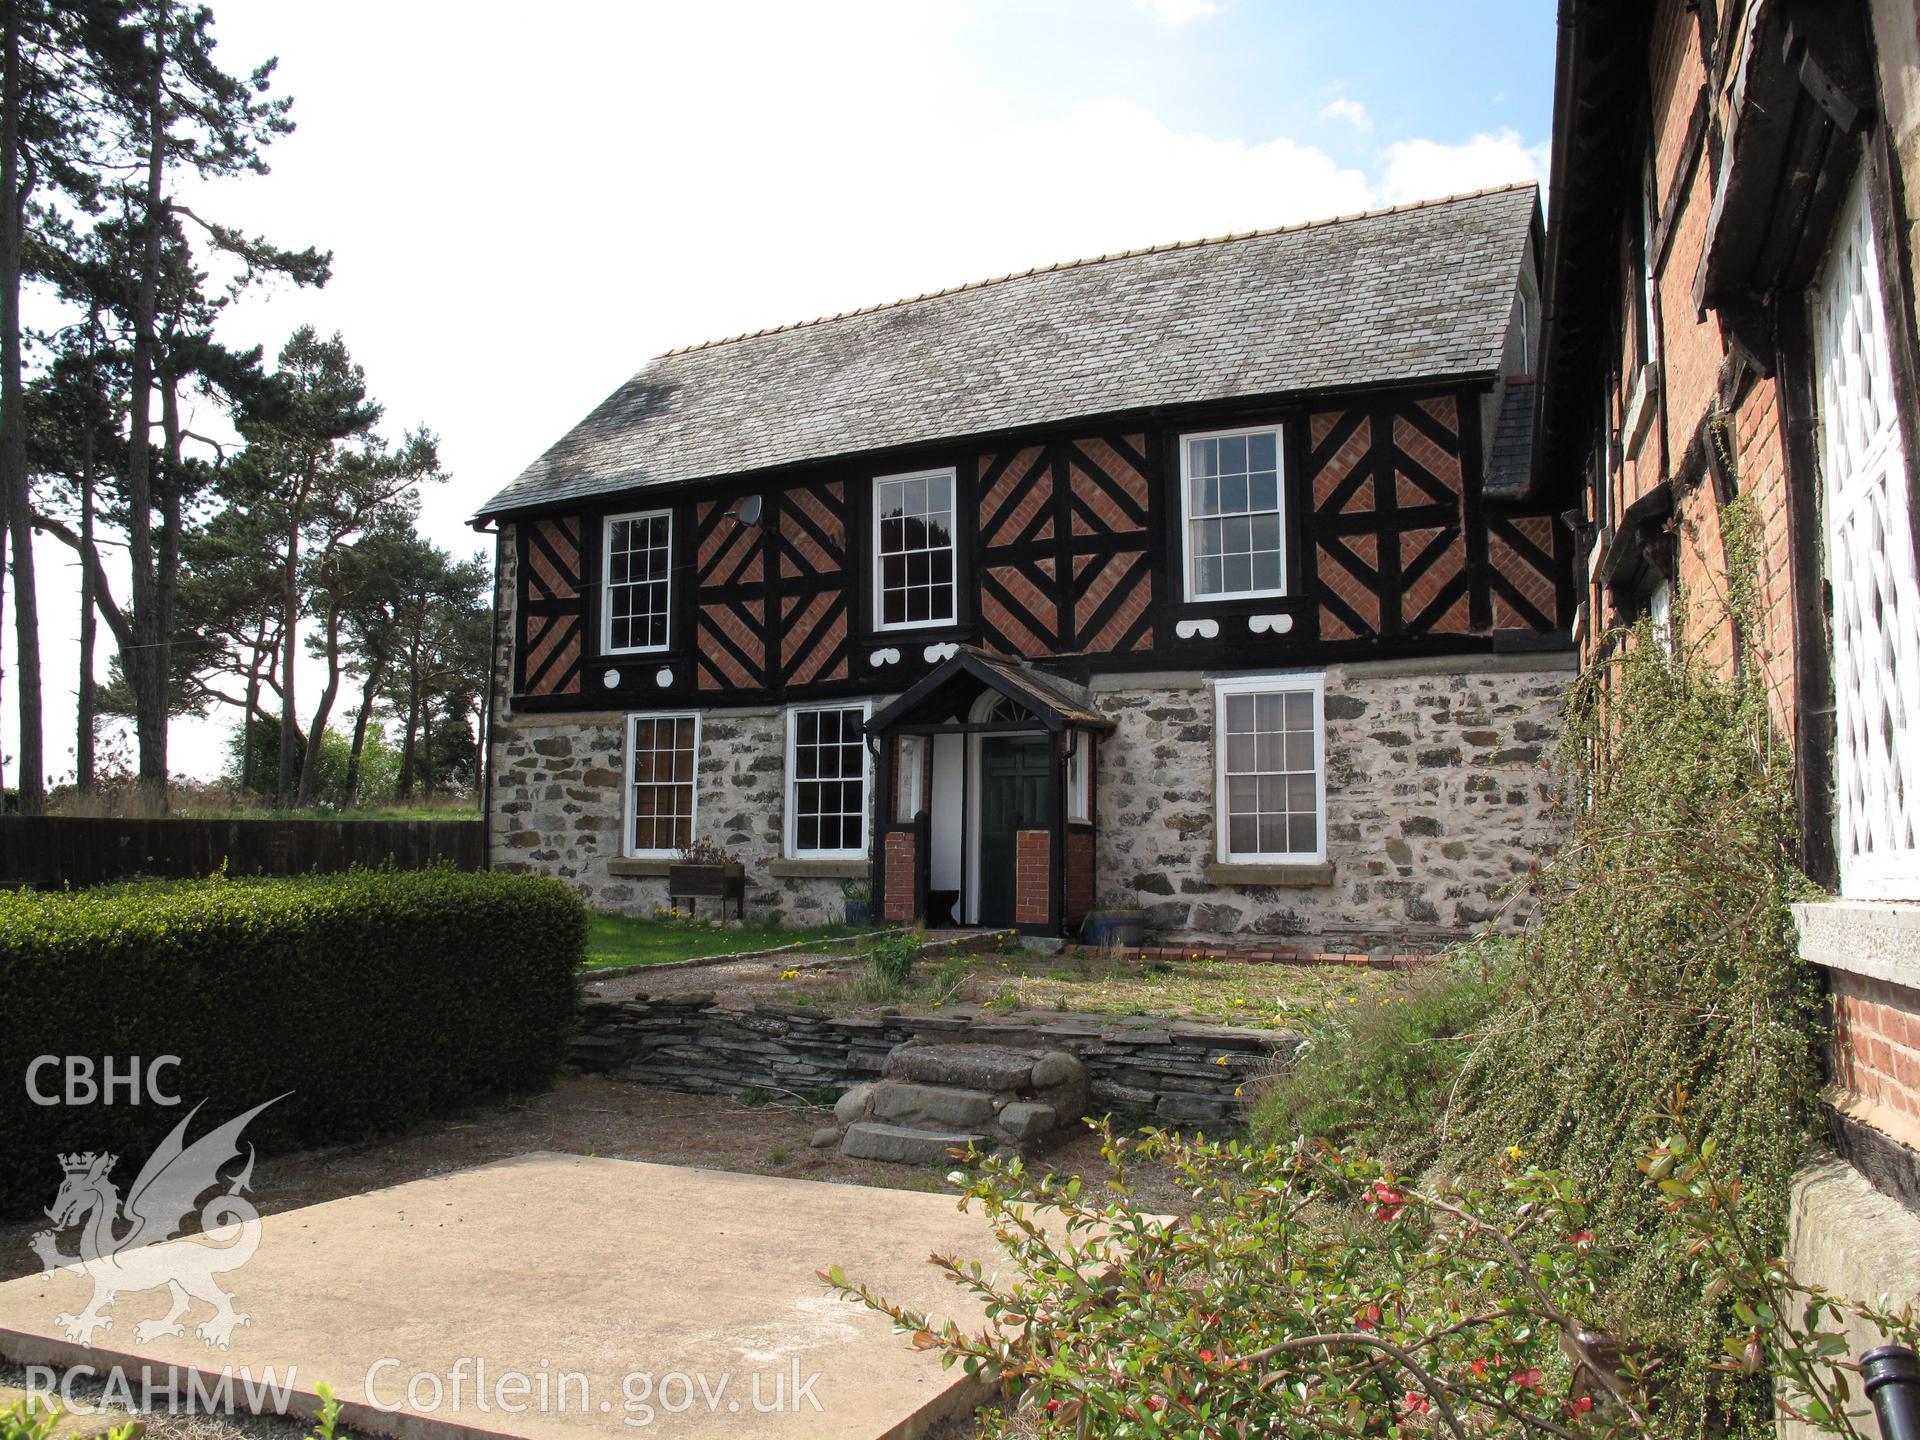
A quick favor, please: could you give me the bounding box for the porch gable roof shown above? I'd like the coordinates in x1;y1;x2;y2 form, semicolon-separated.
866;648;1115;735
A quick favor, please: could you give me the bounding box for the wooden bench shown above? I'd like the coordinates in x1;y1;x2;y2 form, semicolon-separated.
667;863;747;921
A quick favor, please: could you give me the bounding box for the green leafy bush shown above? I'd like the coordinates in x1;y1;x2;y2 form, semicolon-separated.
865;929;922;995
832;1115;1916;1438
0;867;584;1216
1450;504;1825;1435
1253;943;1509;1166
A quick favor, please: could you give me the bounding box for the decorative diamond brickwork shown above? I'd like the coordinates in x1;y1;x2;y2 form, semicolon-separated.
519;515;585;696
772;481;849;686
695;500;769;692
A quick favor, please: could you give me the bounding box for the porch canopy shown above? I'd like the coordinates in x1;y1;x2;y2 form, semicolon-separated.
866;647;1114;934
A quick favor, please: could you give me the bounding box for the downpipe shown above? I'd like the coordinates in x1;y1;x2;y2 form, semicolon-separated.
1866;1346;1920;1440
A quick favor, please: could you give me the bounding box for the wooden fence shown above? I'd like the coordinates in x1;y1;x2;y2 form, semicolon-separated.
0;816;485;890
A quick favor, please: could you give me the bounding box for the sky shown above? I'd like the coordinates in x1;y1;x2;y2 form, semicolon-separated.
2;0;1555;788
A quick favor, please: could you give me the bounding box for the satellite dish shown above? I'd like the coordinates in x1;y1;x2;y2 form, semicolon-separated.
731;494;763;527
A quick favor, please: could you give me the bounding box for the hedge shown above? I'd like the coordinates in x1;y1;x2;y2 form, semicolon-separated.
0;867;585;1217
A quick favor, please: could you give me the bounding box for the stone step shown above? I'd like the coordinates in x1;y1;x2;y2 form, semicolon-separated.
840;1122;989;1166
871;1082;998;1130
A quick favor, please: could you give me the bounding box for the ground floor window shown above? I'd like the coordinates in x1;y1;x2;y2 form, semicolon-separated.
626;713;699;856
1212;673;1326;863
895;734;928;823
1067;734;1092;822
787;703;870;857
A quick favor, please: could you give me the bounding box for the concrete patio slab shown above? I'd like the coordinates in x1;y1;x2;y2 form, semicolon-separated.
0;1154;1008;1440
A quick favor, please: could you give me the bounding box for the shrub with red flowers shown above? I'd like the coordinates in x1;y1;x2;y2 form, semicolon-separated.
826;1104;1916;1439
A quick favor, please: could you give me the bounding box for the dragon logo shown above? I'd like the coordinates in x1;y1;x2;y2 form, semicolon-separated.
29;1096;285;1350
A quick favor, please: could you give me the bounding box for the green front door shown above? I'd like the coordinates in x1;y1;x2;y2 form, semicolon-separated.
978;734;1053;927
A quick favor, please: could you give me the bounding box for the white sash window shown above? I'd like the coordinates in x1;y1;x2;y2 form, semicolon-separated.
1815;169;1920;898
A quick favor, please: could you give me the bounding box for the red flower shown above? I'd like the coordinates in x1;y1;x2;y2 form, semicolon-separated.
1569;1395;1594;1416
1045;1399;1059;1414
1512;1367;1545;1394
1370;1180;1408;1223
1400;1390;1433;1417
1468;1358;1488;1378
1568;1230;1595;1248
1356;1303;1382;1331
1199;1349;1215;1363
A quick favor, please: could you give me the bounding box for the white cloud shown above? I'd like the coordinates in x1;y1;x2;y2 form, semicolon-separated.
1318;98;1372;132
0;0;1542;784
1134;0;1217;26
1376;127;1548;205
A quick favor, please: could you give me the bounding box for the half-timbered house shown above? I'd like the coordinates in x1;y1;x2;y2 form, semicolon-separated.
474;183;1573;950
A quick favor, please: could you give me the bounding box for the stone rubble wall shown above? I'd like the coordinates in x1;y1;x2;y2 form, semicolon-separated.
573;994;1299;1130
1093;656;1571;948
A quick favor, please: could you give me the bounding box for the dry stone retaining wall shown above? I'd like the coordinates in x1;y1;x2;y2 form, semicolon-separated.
573;995;1299;1130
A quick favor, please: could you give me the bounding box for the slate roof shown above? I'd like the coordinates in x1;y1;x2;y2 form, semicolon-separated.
477;184;1538;520
1486;377;1537;497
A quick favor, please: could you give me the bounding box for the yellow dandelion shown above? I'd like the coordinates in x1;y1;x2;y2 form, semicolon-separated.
1506;1144;1524;1161
780;969;800;980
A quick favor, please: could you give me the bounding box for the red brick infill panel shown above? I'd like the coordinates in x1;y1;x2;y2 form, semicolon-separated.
1015;829;1050;926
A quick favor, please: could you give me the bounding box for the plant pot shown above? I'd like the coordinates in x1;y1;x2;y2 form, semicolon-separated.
1083;908;1147;949
844;899;873;927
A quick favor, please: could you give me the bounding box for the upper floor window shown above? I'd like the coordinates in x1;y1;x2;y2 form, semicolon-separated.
626;712;699;857
1213;673;1326;864
1815;166;1920;898
786;703;870;858
874;468;957;630
603;510;672;654
1179;425;1286;602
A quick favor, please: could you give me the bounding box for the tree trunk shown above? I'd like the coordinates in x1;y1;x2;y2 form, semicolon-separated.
122;0;171;805
0;0;42;813
294;600;343;807
396;632;422;801
342;657;384;806
275;512;298;803
76;444;96;792
418;689;434;797
240;666;258;793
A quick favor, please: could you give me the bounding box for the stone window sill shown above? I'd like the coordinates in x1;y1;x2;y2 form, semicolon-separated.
1204;861;1336;888
1793;898;1920;990
764;858;869;879
607;858;674;878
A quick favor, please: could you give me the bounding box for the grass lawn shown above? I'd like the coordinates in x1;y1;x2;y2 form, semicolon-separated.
585;910;866;969
772;945;1405;1030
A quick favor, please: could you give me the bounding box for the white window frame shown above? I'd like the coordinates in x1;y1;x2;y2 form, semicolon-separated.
1212;672;1327;865
894;734;928;824
623;711;701;859
601;508;674;656
1815;165;1920;899
1178;423;1288;603
871;467;960;632
1066;733;1092;823
784;701;873;860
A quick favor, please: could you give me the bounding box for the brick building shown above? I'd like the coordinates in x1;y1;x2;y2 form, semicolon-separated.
1531;0;1920;1384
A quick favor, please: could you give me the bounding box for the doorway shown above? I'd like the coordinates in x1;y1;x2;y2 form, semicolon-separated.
976;734;1053;926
